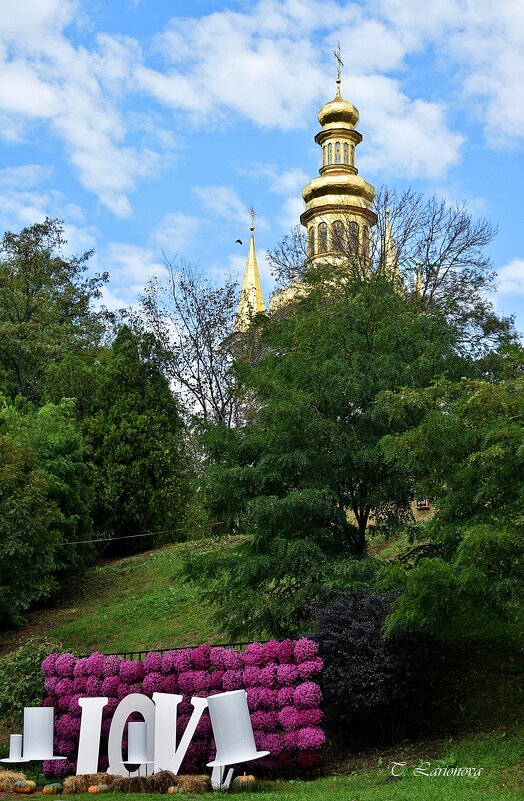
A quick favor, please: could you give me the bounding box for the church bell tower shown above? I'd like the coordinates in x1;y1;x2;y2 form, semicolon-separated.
300;46;377;269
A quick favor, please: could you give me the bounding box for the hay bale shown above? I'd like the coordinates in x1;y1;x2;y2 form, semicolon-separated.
62;773;123;794
0;769;27;792
176;775;211;794
120;770;178;794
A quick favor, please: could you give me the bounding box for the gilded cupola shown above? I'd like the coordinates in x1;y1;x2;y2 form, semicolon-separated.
300;46;377;269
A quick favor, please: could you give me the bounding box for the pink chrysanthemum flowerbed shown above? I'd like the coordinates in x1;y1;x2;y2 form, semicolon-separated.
41;639;324;778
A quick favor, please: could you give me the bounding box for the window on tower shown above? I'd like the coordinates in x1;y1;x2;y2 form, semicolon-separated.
343;143;349;164
332;220;344;252
327;143;333;164
348;221;359;255
318;222;328;253
362;225;370;258
322;146;326;166
350;145;355;166
308;227;315;256
335;142;341;163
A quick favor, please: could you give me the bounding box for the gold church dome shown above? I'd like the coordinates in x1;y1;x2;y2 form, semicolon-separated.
318;88;359;129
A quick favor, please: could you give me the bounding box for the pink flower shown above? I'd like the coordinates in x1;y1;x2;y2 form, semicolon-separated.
172;649;192;672
293;682;322;709
101;676;120;697
86;676;102;696
277;686;295;707
44;676;58;695
163;674;179;694
55;678;73;696
222;650;243;670
257;732;284;755
262;641;282;664
161;650;178;674
103;655;122;676
119;660;144;684
43;759;76;779
296;727;325;750
85;653;105;677
142;672;166;695
276;639;295;664
58;695;72;712
278;706;302;730
276;664;298;685
55;654;76;677
244;642;265;666
209;670;224;690
101;718;111;737
43;697;54;707
283;731;298;750
73;658;88;677
243;666;261;687
42;653;59;677
178;671;195;694
73;677;88;694
68;695;82;717
259;664;276;687
250;711;278;731
191;644;211;669
105;698;119;715
210;648;229;669
257;688;277;709
294;638;318;664
143;652;162;672
295;708;324;727
222;670;243;691
297;657;323;679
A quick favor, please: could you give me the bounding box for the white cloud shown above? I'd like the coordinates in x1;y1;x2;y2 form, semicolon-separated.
355;75;464;180
0;164;52;188
497;259;524;297
193;184;268;230
277;196;305;230
151;212;201;254
374;0;524;148
103;242;167;287
0;0;158;217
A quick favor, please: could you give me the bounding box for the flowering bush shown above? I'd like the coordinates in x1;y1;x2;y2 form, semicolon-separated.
41;639;323;778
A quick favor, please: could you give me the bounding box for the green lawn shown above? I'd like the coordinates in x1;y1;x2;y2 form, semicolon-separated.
62;772;522;801
0;539;245;657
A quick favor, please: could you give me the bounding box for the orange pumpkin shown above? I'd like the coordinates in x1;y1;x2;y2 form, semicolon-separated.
231;774;258;793
87;785;109;794
166;787;180;795
14;780;37;795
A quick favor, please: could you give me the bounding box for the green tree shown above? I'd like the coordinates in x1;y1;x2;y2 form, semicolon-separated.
1;398;95;591
189;269;465;637
380;367;524;634
0;433;60;626
0;218;107;400
85;326;189;551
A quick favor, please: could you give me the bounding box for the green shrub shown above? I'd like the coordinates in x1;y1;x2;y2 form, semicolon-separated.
0;637;67;730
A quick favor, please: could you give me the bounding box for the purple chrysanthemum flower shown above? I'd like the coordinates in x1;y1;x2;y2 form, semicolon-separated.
293;682;322;709
294;638;318;663
55;654;76;678
42;653;59;677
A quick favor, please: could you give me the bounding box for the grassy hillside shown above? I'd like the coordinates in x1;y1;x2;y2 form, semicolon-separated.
0;538;244;657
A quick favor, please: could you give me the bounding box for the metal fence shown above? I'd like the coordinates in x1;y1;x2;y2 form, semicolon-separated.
79;641;268;660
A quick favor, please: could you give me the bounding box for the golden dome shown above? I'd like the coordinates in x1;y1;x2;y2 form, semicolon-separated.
318;86;359;129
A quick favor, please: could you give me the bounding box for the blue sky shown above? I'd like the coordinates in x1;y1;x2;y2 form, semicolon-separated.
0;0;523;334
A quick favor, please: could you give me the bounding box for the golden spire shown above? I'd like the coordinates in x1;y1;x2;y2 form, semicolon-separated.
334;41;344;98
383;210;401;285
416;261;423;296
234;208;265;332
